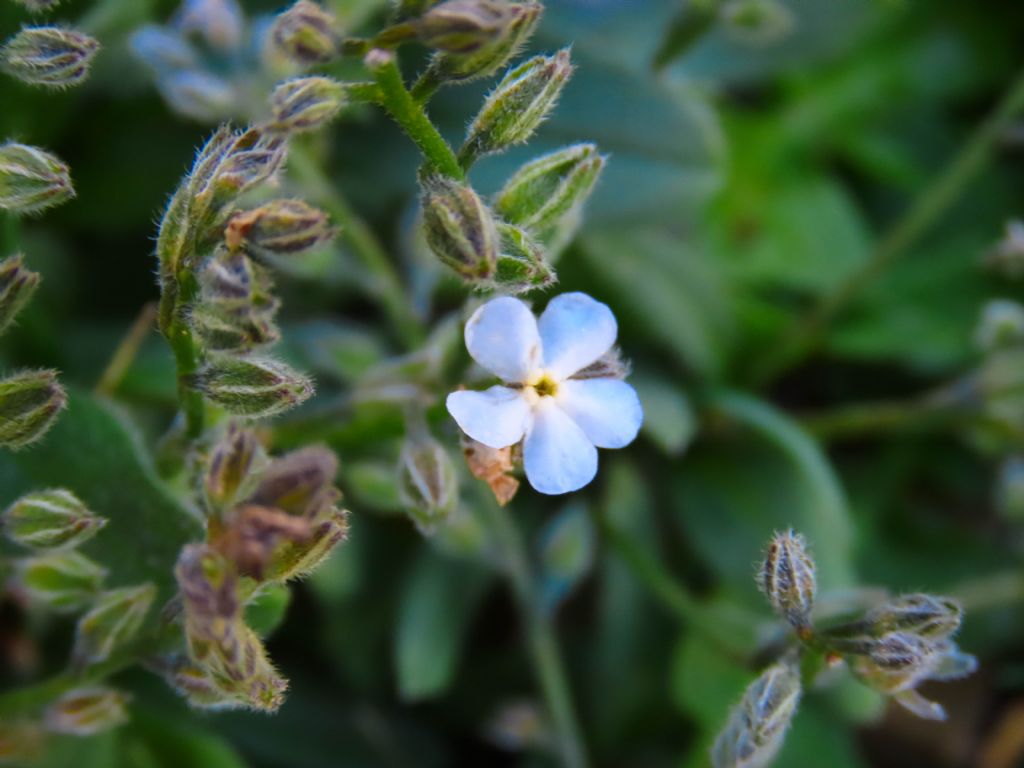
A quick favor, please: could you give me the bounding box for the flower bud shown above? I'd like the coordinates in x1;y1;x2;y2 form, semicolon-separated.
0;369;67;449
975;299;1024;352
248;446;339;519
413;0;511;55
270;1;340;67
44;687;129;735
191;303;280;353
269;77;346;134
852;631;940;694
3;488;105;550
711;662;801;768
157;70;238;122
16;550;106;611
204;423;268;513
492;222;555;293
495;143;605;234
177;0;245;52
429;1;541;82
0;254;40;337
399;434;458;532
1;26;100;88
460;49;573;164
421;175;498;281
757;529;816;631
210;128;288;199
213;503;311;578
193;355;314;418
73;584;156;666
865;594;962;640
0;143;74;214
267;507;348;581
226;199;335;259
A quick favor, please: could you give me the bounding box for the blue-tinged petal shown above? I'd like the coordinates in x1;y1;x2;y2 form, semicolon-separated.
447;386;532;448
556;379;643;449
523;398;598;495
465;296;542;383
538;292;617;380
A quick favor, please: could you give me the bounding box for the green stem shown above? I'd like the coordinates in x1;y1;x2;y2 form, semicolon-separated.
368;51;464;180
487;503;588;768
799;395;972;441
168;270;206;439
288;143;423;349
751;66;1024;387
410;67;443;104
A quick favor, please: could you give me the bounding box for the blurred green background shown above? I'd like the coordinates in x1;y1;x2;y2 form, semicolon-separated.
3;0;1024;766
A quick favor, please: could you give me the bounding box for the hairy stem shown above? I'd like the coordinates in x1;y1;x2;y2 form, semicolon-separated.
167;270;206;439
288;143;424;349
369;52;464;180
751;66;1024;387
487;503;588;768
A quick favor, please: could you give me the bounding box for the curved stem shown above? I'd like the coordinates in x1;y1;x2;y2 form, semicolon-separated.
487;502;588;768
751;65;1024;387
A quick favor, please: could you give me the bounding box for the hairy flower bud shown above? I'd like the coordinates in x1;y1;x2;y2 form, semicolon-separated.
210;128;288;200
270;1;340;67
711;662;802;768
44;687;129;735
399;434;458;532
204;423;268;514
1;26;100;88
0;369;67;449
0;143;74;214
248;446;340;519
460;49;573;164
0;254;40;336
3;488;105;550
757;530;816;631
421;176;498;281
267;507;348;582
852;631;940;695
226;199;335;259
191;303;280;353
16;550;106;611
429;0;541;82
193;356;314;418
413;0;512;54
492;221;556;293
73;584;156;666
495;143;605;235
269;77;346;133
865;594;962;640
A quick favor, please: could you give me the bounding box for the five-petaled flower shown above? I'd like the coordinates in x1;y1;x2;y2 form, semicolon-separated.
446;292;643;495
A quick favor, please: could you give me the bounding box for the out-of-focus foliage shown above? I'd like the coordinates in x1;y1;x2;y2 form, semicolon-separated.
1;0;1024;766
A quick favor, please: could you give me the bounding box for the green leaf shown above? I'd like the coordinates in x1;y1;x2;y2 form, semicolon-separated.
10;390;201;616
394;546;492;701
128;709;248;768
537;500;595;614
245;583;293;637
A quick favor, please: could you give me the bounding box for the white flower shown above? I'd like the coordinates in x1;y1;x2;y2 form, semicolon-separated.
446;292;643;495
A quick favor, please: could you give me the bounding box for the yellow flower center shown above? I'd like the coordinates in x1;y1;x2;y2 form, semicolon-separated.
532;374;559;398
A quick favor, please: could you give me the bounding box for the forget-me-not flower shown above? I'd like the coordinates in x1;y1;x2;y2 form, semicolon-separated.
447;292;643;495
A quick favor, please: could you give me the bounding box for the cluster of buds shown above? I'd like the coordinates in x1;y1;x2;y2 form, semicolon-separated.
1;25;100;89
170;424;349;711
420;47;604;291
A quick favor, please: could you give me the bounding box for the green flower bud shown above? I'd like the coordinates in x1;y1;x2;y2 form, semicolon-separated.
495;143;605;234
3;488;106;550
193;356;314;418
711;662;801;768
270;0;340;67
226;199;335;259
248;446;339;519
421;175;498;281
865;594;962;640
399;434;457;532
191;303;280;353
269;77;347;133
73;584;156;666
0;143;74;214
491;221;556;293
204;423;268;514
267;507;348;582
16;550;106;611
44;687;130;736
413;0;513;55
1;26;100;89
757;529;816;631
0;369;67;450
429;0;541;83
0;254;40;336
460;49;573;164
852;631;940;695
210;128;289;200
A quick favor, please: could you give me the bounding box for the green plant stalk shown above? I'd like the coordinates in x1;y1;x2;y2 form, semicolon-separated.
288;143;424;349
487;502;588;768
751;66;1024;387
167;269;206;439
410;68;444;104
371;54;464;180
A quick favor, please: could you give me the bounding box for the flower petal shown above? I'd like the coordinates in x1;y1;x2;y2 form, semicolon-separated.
523;398;597;495
465;296;541;383
556;379;643;449
538;292;617;380
447;386;532;449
